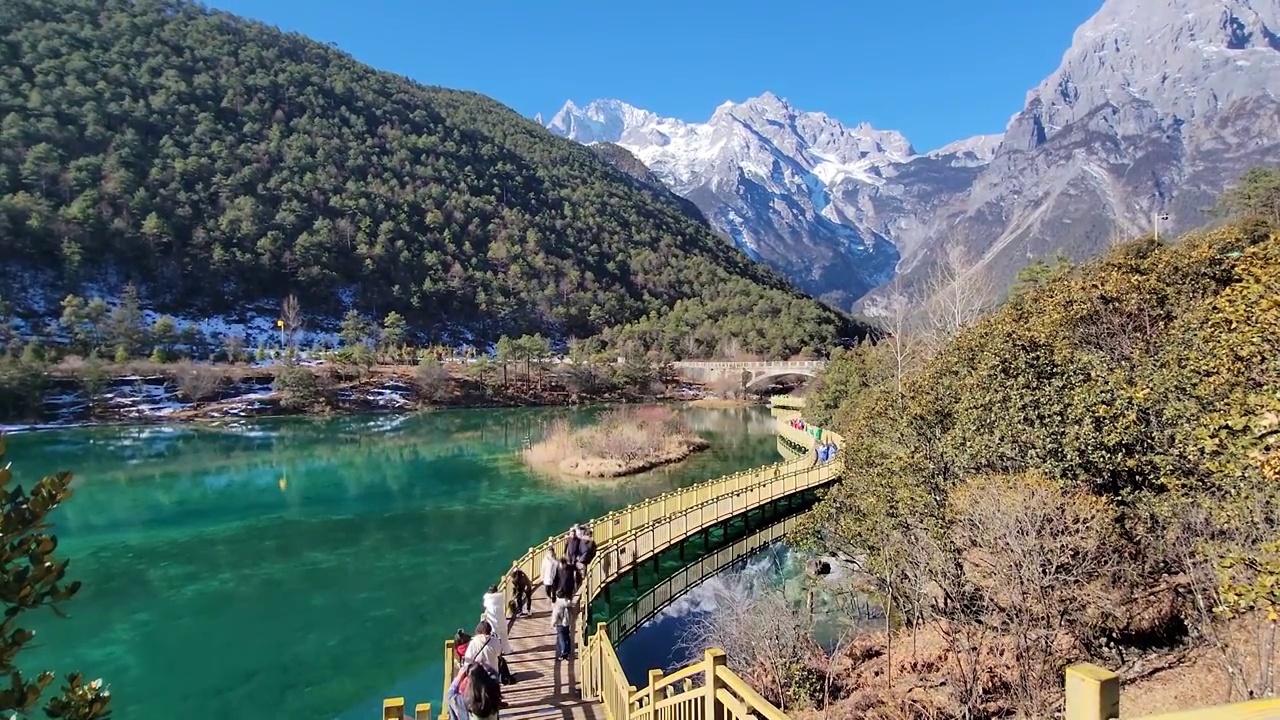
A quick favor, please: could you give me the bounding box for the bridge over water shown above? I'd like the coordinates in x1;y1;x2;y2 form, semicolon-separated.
383;393;1272;720
670;361;826;390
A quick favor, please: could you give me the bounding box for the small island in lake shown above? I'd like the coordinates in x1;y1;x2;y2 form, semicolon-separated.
523;406;710;478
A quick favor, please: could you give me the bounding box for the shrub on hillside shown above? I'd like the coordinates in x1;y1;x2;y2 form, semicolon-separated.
273;363;321;411
173;361;225;404
0;354;46;421
796;220;1280;713
415;358;450;402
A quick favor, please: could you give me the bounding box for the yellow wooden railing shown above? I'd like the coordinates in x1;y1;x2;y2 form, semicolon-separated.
572;449;839;643
408;396;836;719
604;514;803;647
1065;664;1280;720
769;395;806;411
583;642;789;720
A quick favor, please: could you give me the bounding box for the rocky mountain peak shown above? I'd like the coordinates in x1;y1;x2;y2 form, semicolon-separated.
1006;0;1280;150
546;98;660;144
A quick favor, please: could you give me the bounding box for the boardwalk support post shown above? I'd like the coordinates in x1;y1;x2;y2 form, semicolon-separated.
1065;664;1119;720
704;649;727;720
648;669;663;713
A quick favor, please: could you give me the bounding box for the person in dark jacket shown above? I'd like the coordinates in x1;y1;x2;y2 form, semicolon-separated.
510;568;533;617
565;525;582;565
553;555;578;599
575;529;597;581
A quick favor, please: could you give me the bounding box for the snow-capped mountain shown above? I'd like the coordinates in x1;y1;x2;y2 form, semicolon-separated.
546;94;923;308
548;0;1280;310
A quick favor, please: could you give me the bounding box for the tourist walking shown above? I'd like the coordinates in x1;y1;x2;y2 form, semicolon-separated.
464;620;501;671
463;620;510;711
565;525;582;565
551;595;574;660
540;547;558;600
576;528;597;578
464;659;502;720
553;555;578;599
454;629;471;663
446;661;471;720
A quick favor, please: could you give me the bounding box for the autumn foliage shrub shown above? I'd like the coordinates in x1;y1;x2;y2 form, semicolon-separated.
796;219;1280;715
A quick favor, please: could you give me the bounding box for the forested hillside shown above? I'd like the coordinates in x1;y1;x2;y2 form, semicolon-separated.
0;0;866;355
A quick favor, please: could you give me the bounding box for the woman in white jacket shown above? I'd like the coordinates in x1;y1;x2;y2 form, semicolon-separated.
482;585;513;655
540;547;558;600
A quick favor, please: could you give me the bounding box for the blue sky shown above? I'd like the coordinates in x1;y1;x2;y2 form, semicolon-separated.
205;0;1103;152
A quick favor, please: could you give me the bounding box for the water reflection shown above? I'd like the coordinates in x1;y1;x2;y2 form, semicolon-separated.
616;544;885;683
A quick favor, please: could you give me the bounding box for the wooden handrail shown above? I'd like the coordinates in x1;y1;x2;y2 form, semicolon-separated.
605;515;803;646
573;403;834;720
421;399;831;720
571;447;843;651
1065;663;1280;719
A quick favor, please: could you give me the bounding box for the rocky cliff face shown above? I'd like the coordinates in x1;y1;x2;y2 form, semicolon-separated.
871;0;1280;311
549;0;1280;312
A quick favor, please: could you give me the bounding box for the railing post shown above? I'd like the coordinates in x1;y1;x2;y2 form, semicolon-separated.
1065;664;1120;720
383;698;405;720
648;669;664;715
704;649;726;720
414;703;431;720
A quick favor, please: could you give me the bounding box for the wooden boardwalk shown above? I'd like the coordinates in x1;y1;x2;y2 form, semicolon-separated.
500;592;602;720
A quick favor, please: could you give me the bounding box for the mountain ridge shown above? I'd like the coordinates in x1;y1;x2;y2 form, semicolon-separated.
546;0;1280;311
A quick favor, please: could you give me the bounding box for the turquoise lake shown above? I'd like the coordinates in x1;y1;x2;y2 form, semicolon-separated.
4;405;780;720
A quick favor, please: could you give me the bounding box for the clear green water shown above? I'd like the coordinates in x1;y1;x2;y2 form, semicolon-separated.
4;405;779;720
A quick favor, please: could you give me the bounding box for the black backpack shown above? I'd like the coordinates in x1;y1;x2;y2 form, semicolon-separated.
465;661;501;717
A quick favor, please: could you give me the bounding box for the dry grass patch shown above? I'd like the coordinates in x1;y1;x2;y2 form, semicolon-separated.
523;406;709;478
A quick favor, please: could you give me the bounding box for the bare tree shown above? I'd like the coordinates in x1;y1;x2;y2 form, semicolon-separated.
711;375;740;400
880;277;924;401
920;244;995;354
716;336;744;361
949;475;1118;718
1172;494;1280;703
679;582;817;711
821;622;862;718
281;293;303;348
173;361;224;404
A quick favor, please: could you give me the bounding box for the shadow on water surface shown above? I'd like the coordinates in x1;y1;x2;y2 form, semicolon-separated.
4;404;779;720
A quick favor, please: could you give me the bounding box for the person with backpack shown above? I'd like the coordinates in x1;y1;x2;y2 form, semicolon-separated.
445;662;471;720
463;621;500;673
461;620;505;717
464;659;502;720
